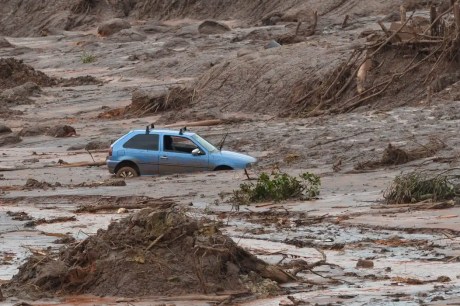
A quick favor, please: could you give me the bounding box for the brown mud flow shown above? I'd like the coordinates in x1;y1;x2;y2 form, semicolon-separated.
1;0;460;305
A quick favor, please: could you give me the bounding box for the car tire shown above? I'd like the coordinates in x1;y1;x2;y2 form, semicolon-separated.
116;166;139;178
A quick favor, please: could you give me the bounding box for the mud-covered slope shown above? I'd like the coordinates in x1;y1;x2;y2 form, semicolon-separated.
192;42;353;116
0;0;404;37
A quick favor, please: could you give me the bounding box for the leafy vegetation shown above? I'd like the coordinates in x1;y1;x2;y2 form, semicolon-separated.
384;171;456;204
81;52;96;64
231;171;321;205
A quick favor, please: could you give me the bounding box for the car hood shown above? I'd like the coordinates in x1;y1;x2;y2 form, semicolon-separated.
214;150;257;163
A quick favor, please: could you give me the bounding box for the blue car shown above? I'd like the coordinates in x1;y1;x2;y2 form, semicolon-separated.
107;127;257;178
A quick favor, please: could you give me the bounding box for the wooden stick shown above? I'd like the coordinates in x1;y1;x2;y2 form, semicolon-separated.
427;85;433;105
455;2;460;31
341;15;349;28
146;233;165;251
423;6;453;35
400;5;407;23
371;12;414;57
307;11;318;36
60;161;105;168
430;5;438;36
377;20;395;39
164;119;223;128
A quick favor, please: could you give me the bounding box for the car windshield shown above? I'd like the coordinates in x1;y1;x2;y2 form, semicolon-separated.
192;134;218;153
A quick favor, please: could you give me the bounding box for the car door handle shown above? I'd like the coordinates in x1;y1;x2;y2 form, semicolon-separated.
160;156;168;160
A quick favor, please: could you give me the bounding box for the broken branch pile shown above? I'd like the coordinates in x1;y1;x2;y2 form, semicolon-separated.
292;3;460;116
384;170;459;204
4;206;294;299
355;137;446;170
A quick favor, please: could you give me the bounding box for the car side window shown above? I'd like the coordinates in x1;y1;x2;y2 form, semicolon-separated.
164;135;200;154
123;134;159;151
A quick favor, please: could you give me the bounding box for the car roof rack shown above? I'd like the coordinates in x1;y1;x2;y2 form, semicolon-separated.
179;126;187;135
145;123;155;134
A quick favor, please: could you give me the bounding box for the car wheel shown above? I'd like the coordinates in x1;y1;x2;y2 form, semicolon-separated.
116;166;139;178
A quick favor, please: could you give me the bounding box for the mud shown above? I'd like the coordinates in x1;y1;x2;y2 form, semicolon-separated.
0;0;403;37
0;58;56;90
1;0;460;305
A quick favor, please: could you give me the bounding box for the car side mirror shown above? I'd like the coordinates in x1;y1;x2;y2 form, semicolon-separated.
192;148;202;156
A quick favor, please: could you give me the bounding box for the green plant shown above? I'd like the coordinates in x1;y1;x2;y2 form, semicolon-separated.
81;52;96;64
231;171;321;205
384;171;456;204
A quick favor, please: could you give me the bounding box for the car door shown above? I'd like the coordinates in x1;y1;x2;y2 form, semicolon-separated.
122;133;160;175
159;135;209;174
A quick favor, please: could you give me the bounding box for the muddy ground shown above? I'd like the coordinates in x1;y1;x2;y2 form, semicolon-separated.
1;0;460;305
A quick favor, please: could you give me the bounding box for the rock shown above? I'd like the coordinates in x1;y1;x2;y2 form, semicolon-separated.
18;126;48;137
237;49;253;58
0;82;41;105
67;144;86;151
0;37;13;48
85;140;111;151
0;134;21;147
117;208;128;214
97;19;131;37
25;178;52;189
46;125;76;138
163;38;190;49
60;75;102;87
437;275;451;282
175;24;199;37
382;12;400;22
198;20;231;35
141;24;171;34
356;259;374;269
110;29;147;42
265;40;281;49
23;158;39;163
0;124;12;134
432;296;445;301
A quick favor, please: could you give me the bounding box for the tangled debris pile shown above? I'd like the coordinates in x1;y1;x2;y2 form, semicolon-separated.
99;86;195;119
384;170;459;204
355;138;446;170
0;58;57;90
4;206;293;299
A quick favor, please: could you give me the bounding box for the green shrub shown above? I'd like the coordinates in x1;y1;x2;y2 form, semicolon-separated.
231;172;321;205
384;172;456;204
81;52;96;64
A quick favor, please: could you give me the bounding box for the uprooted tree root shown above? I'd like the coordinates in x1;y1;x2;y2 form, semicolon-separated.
4;206;295;299
383;170;459;204
355;137;446;170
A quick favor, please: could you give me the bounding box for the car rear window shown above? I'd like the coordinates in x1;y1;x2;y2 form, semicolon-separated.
123;134;159;151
